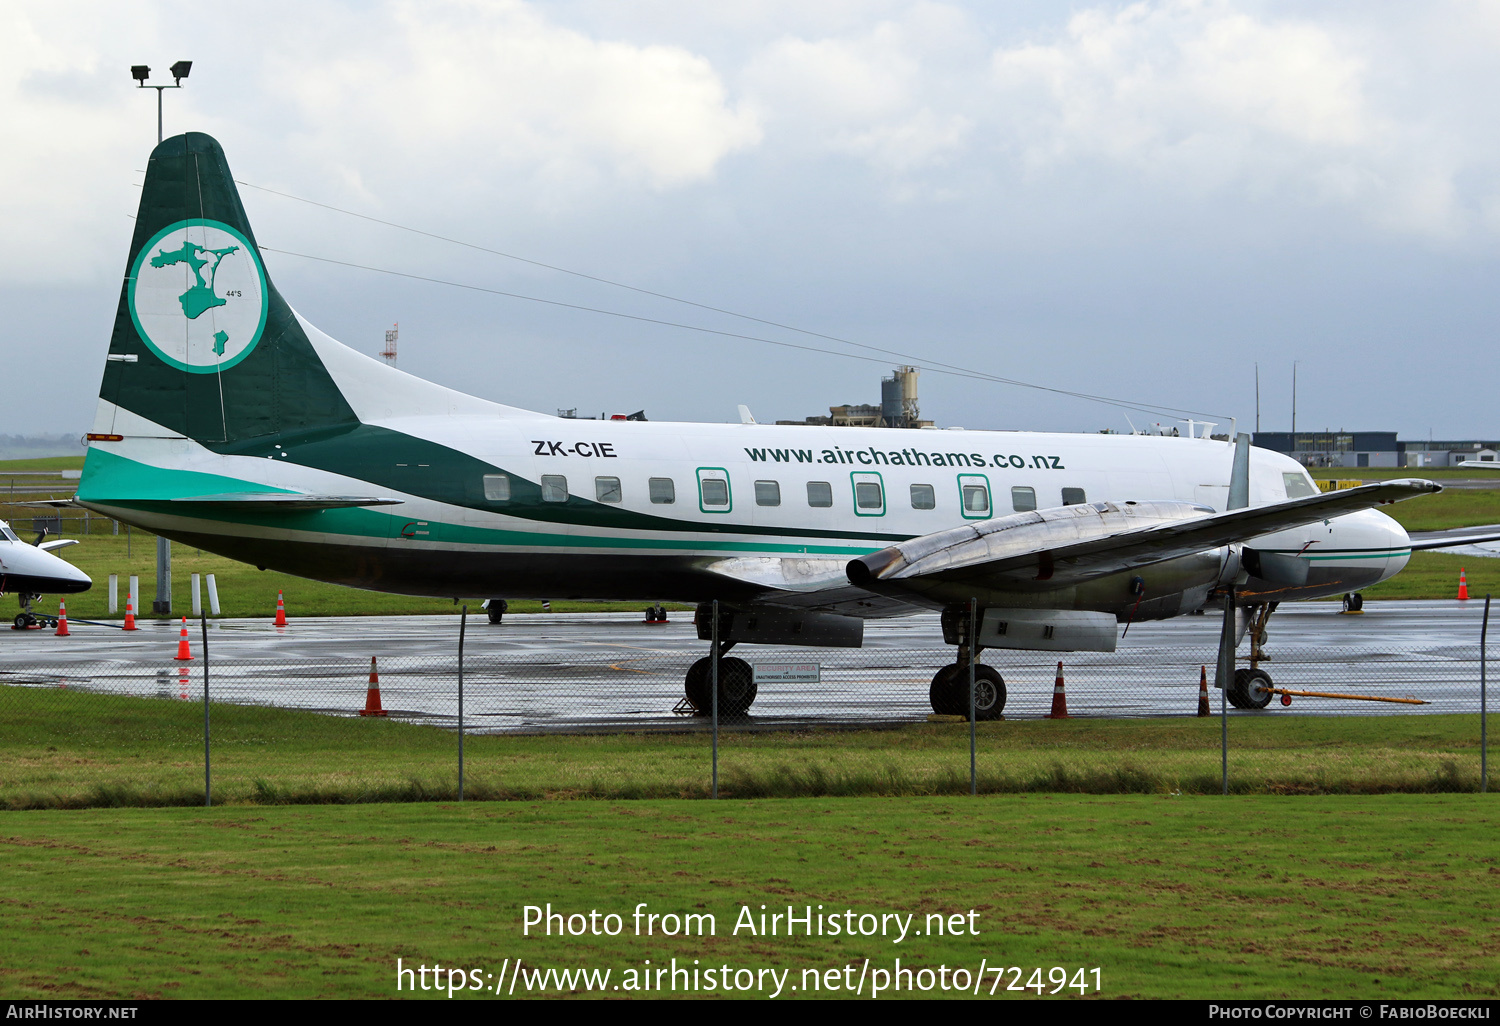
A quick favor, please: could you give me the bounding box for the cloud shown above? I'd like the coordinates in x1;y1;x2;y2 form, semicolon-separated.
271;0;761;199
982;0;1500;240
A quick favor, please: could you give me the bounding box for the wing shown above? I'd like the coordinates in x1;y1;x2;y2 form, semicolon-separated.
850;479;1439;591
1408;524;1500;551
707;478;1439;615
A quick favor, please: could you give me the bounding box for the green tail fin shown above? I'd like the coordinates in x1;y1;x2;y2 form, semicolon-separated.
99;132;356;448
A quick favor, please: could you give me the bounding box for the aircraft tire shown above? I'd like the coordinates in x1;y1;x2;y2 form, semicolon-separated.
486;600;507;625
931;664;1007;719
1228;668;1274;710
684;656;758;717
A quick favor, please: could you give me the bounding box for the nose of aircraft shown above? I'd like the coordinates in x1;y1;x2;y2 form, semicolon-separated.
1370;507;1412;583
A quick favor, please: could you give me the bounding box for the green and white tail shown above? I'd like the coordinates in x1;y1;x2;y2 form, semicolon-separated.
78;132;539;526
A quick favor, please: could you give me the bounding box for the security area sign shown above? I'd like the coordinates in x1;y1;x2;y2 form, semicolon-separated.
753;663;820;685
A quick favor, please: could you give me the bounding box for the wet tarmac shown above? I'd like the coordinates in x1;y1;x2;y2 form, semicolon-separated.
1;600;1490;731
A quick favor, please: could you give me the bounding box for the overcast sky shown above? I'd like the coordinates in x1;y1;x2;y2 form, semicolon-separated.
3;1;1498;440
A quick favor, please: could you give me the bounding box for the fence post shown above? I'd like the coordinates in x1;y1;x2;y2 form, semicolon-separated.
206;573;220;616
201;614;210;807
1218;587;1235;796
458;605;467;802
1482;595;1490;794
968;597;977;796
711;599;719;800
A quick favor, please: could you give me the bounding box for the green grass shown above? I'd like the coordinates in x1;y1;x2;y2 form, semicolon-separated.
0;796;1495;999
1;689;1491;810
0;455;84;472
1360;552;1497;600
1310;467;1496;480
1381;489;1500;533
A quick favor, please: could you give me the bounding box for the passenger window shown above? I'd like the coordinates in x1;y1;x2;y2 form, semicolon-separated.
482;473;511;501
649;477;675;504
958;474;990;518
1061;487;1086;505
807;481;833;507
541;475;568;503
595;476;622;503
910;483;935;509
1011;486;1037;512
755;480;781;506
851;472;885;515
697;468;731;512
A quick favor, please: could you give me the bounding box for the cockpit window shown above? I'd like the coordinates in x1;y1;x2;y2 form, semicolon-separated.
0;522;17;542
1283;471;1319;499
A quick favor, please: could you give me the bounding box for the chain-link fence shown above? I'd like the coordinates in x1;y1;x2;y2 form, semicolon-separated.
1;599;1491;807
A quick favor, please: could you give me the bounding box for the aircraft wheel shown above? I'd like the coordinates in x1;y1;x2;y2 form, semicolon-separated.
13;613;29;630
1229;668;1274;710
684;656;758;717
930;664;1006;719
486;600;507;625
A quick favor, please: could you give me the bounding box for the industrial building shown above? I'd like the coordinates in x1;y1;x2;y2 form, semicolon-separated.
776;366;935;429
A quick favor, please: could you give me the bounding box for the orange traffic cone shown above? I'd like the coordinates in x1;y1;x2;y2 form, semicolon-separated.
173;617;193;660
55;601;70;637
1046;661;1070;719
1197;665;1211;716
122;599;138;631
1458;569;1470;601
274;590;288;626
359;656;388;717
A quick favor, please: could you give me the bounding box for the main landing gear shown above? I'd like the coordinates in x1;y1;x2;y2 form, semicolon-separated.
930;612;1006;720
1226;601;1279;709
683;642;758;717
12;592;56;631
484;599;508;624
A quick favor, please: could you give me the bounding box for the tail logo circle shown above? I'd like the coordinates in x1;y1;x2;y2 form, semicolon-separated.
128;219;268;373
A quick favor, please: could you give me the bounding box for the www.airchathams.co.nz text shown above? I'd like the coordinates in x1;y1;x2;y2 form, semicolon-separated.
529;440;1067;469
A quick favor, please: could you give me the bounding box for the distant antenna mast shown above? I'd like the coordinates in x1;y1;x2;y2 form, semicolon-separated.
381;322;398;366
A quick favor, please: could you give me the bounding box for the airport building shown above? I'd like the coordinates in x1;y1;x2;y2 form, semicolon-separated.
1253;431;1500;469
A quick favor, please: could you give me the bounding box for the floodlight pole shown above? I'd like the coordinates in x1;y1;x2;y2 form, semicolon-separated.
132;62;192;145
132;63;191;612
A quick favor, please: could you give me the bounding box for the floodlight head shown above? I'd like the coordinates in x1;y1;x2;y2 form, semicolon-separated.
131;65;150;84
170;60;192;84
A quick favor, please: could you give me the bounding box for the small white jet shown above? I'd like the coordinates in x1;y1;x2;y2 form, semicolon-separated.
0;520;92;629
72;132;1486;716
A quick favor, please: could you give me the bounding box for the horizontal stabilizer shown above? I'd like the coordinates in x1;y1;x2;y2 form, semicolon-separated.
38;539;80;552
167;493;404;511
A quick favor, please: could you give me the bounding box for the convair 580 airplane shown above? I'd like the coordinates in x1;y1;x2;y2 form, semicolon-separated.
77;133;1454;717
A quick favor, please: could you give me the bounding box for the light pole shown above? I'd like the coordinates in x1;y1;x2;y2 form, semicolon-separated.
132;61;192;613
131;61;192;145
